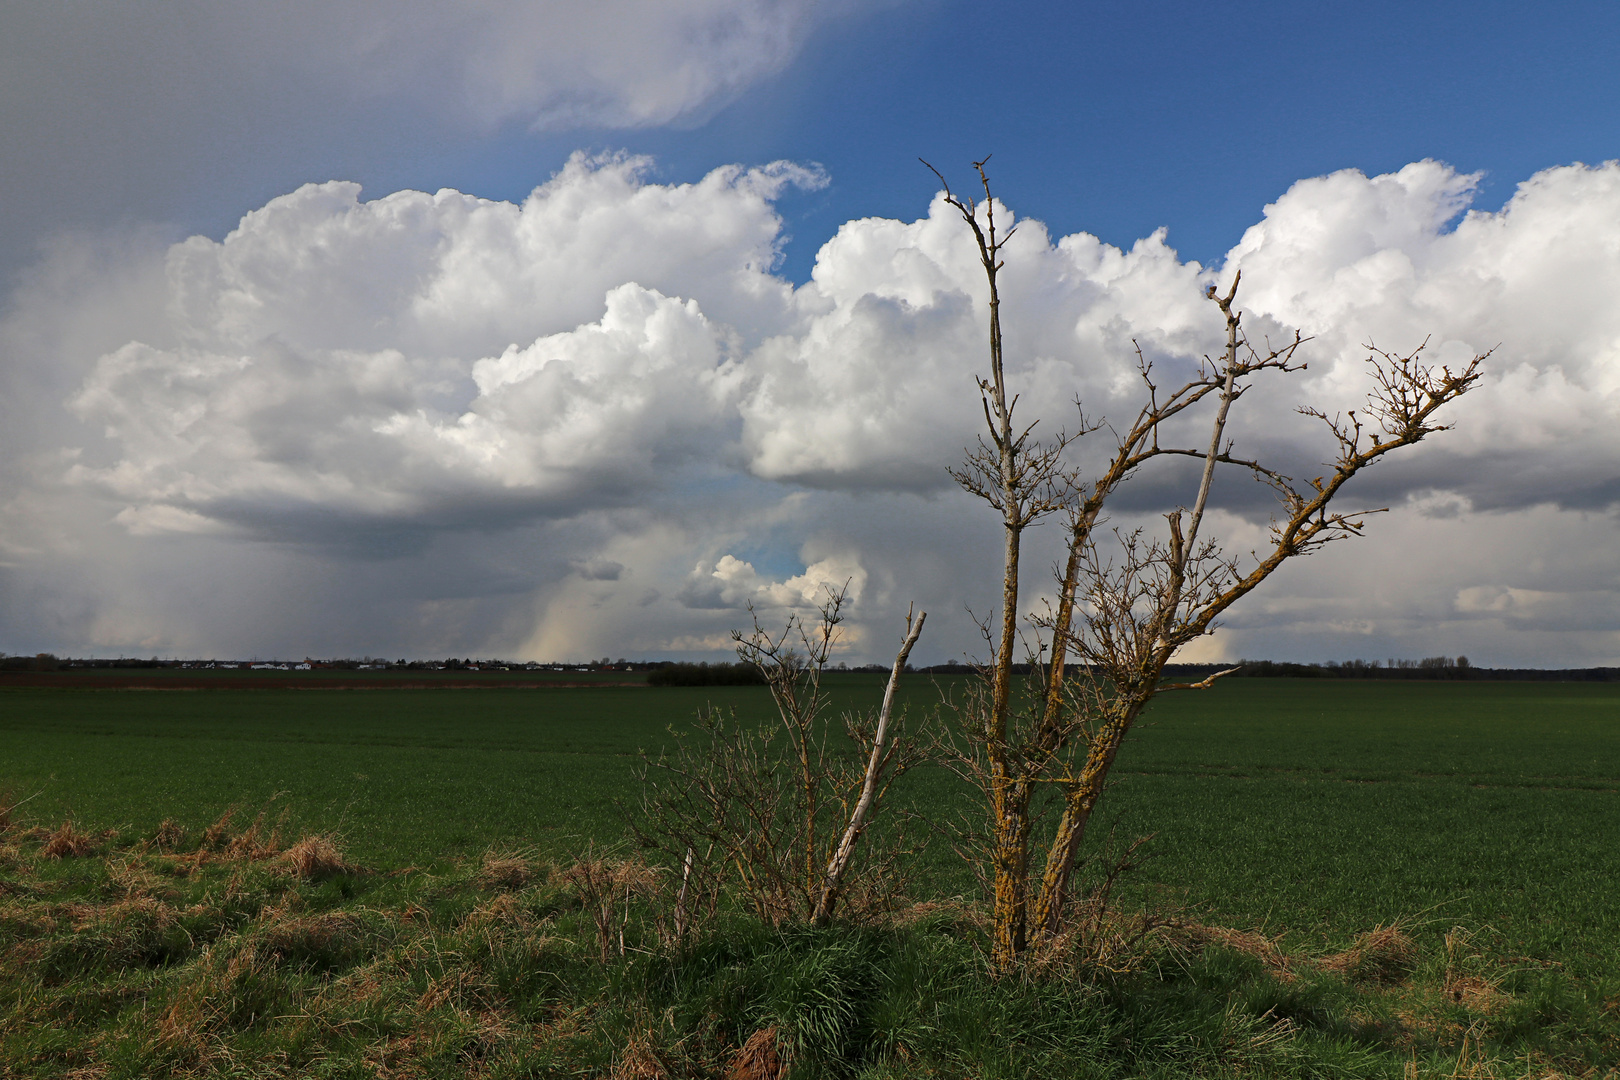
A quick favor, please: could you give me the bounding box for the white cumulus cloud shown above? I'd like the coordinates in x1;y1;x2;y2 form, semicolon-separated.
59;156;822;539
5;155;1620;666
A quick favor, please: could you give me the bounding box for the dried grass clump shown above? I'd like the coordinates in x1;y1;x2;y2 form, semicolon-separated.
729;1026;785;1080
200;807;238;851
222;809;283;861
261;910;372;967
149;818;187;852
41;821;98;859
104;856;165;901
1321;923;1417;985
462;891;535;934
476;851;536;891
1167;919;1417;986
615;1031;676;1080
152;936;268;1066
1165;920;1292;972
282;835;355;880
1441;926;1506;1012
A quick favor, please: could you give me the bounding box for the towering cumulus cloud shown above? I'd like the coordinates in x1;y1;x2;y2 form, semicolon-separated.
63;155;816;537
3;156;1619;664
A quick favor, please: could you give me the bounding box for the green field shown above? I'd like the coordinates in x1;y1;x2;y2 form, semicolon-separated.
3;678;1617;969
2;677;1618;1077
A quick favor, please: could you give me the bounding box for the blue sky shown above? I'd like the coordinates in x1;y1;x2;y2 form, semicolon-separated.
2;0;1619;665
7;2;1618;281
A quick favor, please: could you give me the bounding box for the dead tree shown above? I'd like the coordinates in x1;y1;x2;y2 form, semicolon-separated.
926;158;1487;971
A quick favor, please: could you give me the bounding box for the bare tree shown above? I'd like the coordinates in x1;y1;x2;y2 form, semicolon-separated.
925;158;1487;970
637;588;927;928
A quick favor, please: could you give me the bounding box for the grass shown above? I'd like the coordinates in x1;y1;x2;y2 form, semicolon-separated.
0;683;777;865
2;677;1618;1075
2;822;1614;1078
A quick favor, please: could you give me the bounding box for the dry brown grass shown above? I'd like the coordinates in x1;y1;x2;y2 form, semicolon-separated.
476;851;536;891
1321;922;1419;985
148;818;187;852
282;835;355;880
261;911;368;958
1166;918;1423;988
1440;926;1508;1014
614;1031;676;1080
199;807;238;851
151;935;266;1070
1164;920;1293;972
729;1026;784;1080
40;821;98;860
462;891;535;936
103;857;166;902
222;808;283;861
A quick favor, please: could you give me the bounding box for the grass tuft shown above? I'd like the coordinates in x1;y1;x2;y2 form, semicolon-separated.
476;850;536;891
1321;921;1419;985
148;817;187;852
729;1025;785;1080
282;835;355;880
39;820;98;859
614;1029;679;1079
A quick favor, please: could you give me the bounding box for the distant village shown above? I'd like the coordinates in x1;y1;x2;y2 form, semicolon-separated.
5;652;1620;682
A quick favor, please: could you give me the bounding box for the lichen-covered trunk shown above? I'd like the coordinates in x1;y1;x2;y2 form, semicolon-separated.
987;506;1028;966
1030;700;1145;940
990;776;1033;965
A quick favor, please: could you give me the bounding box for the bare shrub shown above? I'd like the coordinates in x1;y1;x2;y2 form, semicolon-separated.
1014;834;1168;977
283;835;355;880
41;820;97;859
638;594;927;929
555;849;660;962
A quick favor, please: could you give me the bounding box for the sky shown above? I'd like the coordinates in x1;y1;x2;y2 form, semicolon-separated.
1;0;1619;667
